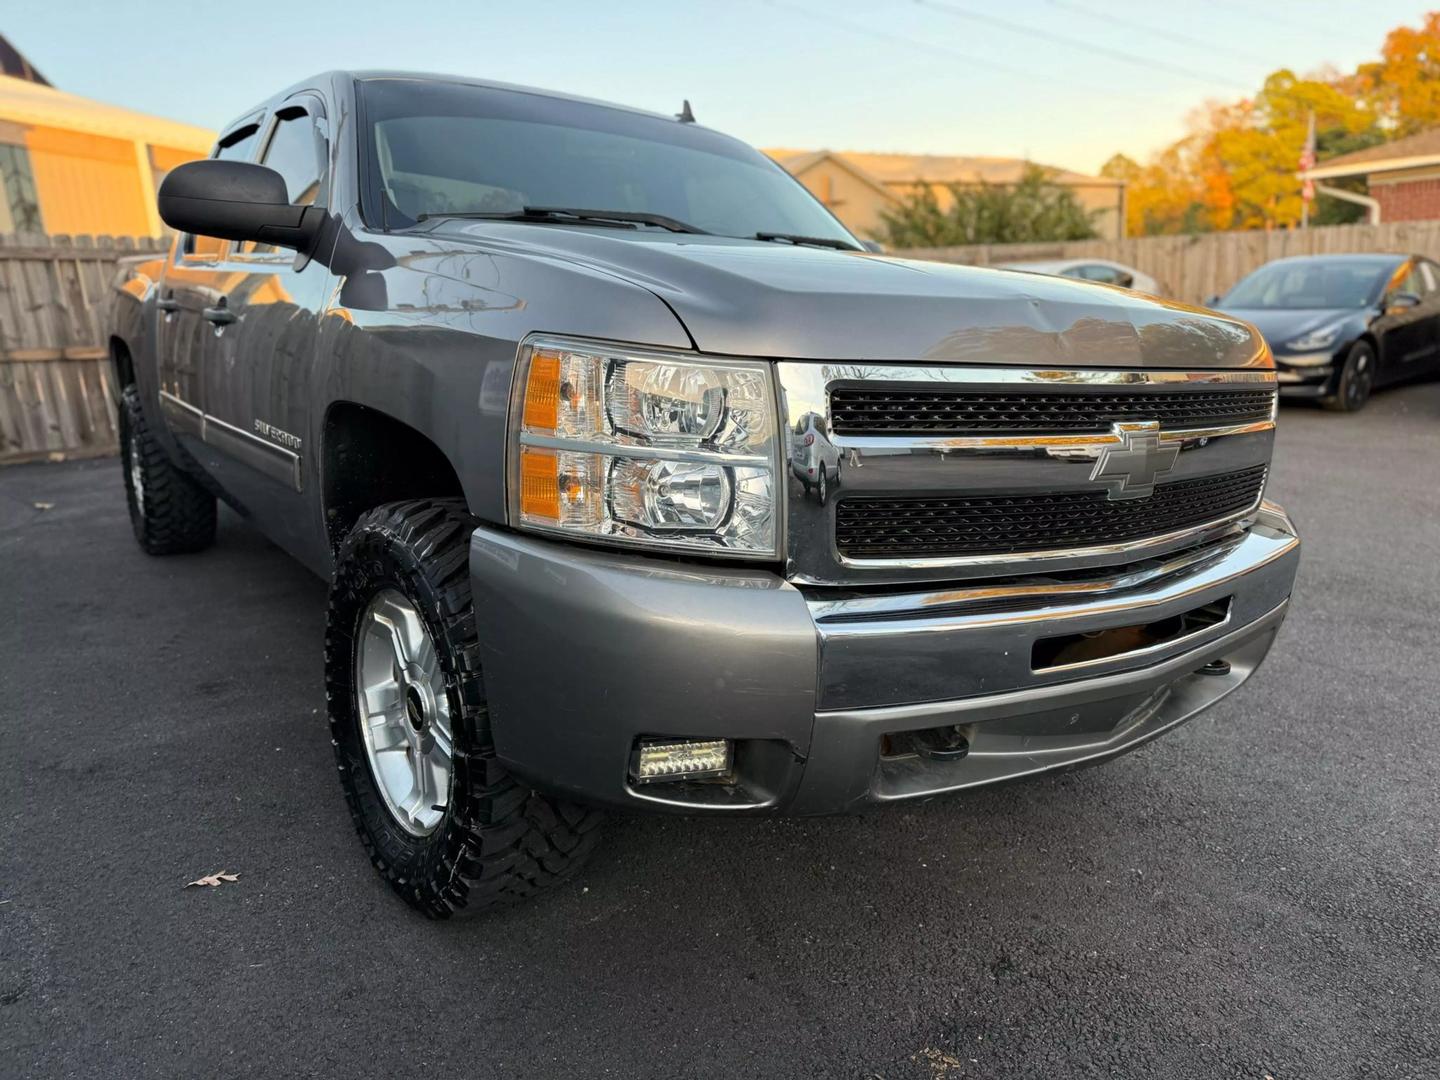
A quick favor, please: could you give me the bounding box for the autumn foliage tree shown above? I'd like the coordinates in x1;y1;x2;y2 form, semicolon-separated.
1115;13;1438;235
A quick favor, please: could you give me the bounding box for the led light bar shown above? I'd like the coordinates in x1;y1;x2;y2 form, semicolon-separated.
631;738;733;784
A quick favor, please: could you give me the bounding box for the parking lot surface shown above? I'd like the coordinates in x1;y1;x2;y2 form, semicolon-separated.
3;384;1438;1079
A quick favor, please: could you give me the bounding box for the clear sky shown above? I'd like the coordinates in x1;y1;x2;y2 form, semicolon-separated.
6;0;1430;175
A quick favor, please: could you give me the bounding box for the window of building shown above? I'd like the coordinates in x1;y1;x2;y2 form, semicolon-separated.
0;142;44;234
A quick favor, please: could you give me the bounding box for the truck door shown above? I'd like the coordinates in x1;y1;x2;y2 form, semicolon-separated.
155;121;262;462
199;96;335;560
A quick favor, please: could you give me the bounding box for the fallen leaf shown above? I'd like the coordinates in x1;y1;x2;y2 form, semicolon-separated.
33;502;54;510
185;871;240;888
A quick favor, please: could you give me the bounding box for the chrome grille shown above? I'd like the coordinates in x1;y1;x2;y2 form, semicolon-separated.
835;466;1267;559
830;386;1275;435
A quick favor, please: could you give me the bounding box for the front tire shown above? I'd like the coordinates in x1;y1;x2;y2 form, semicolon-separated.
119;385;216;554
325;499;601;917
1322;341;1375;412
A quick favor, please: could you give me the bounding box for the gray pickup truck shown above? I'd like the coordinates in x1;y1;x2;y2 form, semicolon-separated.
110;71;1300;917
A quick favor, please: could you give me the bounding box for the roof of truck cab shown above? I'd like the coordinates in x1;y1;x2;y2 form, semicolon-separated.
345;70;690;124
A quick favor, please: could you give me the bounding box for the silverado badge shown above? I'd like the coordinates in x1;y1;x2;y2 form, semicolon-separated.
1090;421;1179;501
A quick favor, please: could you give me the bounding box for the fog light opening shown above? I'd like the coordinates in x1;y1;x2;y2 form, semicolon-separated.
630;738;734;784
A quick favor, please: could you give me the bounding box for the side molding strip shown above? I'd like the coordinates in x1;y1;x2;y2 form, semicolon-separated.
157;390;302;493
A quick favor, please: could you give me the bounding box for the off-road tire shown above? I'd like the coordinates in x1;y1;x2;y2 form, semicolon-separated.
325;499;602;917
119;385;216;554
1321;341;1375;413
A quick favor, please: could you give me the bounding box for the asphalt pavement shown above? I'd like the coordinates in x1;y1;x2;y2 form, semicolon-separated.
2;383;1438;1079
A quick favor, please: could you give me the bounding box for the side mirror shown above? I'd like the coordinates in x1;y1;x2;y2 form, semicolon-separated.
1387;291;1421;312
1116;272;1135;289
158;160;322;252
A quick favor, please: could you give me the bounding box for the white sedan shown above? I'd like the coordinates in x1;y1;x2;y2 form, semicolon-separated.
998;258;1168;297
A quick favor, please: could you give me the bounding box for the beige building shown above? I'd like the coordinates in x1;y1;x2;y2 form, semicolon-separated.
766;149;1126;241
0;36;213;237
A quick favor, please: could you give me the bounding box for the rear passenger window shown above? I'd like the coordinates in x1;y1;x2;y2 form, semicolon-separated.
1419;261;1439;295
183;124;260;258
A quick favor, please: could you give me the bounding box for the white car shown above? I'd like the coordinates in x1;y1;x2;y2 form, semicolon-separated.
999;258;1168;297
790;412;840;503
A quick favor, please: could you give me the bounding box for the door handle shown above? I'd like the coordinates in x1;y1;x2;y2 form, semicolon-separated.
202;299;237;326
155;294;179;313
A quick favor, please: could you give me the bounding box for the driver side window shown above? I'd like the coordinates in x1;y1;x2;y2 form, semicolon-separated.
240;108;327;255
1390;263;1424;300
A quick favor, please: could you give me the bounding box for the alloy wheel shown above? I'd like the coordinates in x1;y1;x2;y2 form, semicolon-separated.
354;589;453;836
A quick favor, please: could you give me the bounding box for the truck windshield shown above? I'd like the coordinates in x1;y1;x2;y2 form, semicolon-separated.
357;78;857;246
1223;260;1393;310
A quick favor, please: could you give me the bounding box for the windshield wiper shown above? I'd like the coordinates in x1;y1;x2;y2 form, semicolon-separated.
754;232;861;251
417;206;709;234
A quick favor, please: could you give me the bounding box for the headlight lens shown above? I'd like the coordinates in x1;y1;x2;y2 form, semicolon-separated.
1285;323;1342;352
509;338;779;557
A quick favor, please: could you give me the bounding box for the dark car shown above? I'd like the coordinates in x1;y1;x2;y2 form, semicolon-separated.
1211;253;1440;411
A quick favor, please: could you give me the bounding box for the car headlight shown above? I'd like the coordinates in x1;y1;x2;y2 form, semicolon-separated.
508;337;780;558
1285;323;1342;352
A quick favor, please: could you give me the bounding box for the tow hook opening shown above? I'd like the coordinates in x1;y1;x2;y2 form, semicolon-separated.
882;724;971;762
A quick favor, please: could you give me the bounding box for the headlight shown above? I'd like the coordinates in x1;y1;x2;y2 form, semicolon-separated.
508;337;780;557
1285;323;1342;352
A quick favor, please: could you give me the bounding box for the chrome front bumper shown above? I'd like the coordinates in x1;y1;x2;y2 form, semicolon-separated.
469;504;1299;815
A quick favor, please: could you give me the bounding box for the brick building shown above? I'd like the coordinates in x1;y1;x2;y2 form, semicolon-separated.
1302;128;1440;224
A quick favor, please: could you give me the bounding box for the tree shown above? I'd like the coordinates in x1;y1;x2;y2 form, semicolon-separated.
874;165;1099;246
1358;12;1440;135
1110;64;1384;234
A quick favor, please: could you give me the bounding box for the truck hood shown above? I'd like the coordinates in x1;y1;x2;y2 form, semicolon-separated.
427;222;1266;368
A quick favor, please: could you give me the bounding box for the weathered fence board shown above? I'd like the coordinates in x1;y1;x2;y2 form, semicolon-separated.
894;220;1440;306
0;232;164;463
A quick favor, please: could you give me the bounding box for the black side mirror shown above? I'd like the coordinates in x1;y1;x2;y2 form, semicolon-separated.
1116;272;1135;288
158;160;322;252
1388;291;1421;311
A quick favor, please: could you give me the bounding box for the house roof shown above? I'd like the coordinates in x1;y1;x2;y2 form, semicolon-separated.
1302;127;1440;181
766;148;1121;188
0;73;213;151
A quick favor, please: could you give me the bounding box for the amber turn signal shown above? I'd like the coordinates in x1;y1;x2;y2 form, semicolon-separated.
519;446;560;522
522;350;561;433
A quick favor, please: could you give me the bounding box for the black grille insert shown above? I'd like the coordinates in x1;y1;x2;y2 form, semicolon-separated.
835;466;1267;559
830;386;1275;435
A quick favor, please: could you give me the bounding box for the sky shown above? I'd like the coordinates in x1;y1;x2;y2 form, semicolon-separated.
6;0;1431;175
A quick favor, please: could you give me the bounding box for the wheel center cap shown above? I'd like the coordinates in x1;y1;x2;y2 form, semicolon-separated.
404;684;426;732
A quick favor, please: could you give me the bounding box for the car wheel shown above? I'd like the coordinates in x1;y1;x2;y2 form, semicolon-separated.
118;385;216;555
1322;341;1375;412
326;498;602;917
816;465;829;506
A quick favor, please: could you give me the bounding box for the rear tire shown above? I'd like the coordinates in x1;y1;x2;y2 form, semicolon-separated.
325;499;602;917
1322;341;1375;412
816;465;829;506
119;385;216;554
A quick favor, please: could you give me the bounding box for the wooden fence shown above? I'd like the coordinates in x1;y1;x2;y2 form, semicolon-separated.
3;222;1439;464
894;220;1440;305
0;234;165;464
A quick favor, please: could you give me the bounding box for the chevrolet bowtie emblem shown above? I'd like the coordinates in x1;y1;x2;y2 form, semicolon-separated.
1090;421;1178;500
